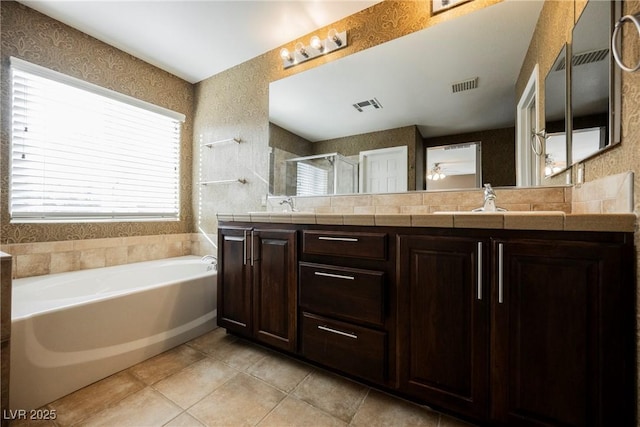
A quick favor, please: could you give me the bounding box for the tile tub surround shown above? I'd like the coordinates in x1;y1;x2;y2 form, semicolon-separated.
0;233;217;280
22;327;475;427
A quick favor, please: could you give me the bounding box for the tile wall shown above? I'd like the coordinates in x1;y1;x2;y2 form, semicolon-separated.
0;233;217;280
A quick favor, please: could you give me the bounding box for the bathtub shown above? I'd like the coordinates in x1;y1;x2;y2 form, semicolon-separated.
10;255;217;411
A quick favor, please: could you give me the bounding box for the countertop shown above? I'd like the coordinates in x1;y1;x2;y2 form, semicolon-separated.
217;211;638;233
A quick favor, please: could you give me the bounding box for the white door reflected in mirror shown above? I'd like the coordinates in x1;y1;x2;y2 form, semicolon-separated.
359;146;408;193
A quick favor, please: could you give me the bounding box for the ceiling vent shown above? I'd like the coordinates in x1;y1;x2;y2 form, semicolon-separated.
451;77;478;93
353;98;382;112
555;48;609;71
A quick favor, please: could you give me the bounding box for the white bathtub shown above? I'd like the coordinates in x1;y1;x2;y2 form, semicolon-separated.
10;255;217;411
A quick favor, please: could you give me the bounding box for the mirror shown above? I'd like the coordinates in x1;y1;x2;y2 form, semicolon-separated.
269;0;544;196
544;45;568;177
570;0;621;163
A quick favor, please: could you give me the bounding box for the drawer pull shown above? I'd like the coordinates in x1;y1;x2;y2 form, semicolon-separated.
498;243;504;304
314;271;355;280
318;236;359;242
318;325;358;339
477;241;483;301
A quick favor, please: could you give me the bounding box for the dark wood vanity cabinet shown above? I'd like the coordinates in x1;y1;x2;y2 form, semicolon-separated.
218;222;635;426
218;227;252;336
217;226;297;352
298;229;393;385
397;232;635;426
490;238;634;427
397;235;490;421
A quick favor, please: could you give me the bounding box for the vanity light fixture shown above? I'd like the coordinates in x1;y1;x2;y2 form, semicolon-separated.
280;29;348;69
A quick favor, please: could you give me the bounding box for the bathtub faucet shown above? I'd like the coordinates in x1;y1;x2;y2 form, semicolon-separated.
201;255;218;271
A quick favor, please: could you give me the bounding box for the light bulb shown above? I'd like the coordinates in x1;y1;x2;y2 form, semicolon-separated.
295;42;308;58
310;35;323;51
328;29;342;47
280;48;292;62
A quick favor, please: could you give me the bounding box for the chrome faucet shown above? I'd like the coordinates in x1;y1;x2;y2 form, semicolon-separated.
482;183;497;212
201;255;217;271
473;184;505;212
279;196;296;212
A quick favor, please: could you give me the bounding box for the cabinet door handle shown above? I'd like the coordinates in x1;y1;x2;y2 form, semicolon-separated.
314;271;355;280
243;230;247;265
477;242;483;300
318;325;358;339
250;230;255;266
498;243;504;304
318;236;359;242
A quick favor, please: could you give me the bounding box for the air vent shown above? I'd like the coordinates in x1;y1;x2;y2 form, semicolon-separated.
451;77;478;93
555;48;609;71
353;98;383;112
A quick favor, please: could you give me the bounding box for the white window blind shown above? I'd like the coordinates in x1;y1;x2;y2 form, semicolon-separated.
296;162;329;196
10;57;184;222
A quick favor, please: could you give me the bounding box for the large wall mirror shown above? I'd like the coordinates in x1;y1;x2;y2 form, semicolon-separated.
269;0;544;196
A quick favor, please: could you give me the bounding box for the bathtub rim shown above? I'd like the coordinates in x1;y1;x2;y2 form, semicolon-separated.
12;255;217;321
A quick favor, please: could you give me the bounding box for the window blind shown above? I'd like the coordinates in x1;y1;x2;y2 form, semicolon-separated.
10;57;184;222
296;162;329;196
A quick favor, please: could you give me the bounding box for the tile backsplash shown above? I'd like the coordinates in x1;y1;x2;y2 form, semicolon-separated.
571;171;634;214
268;186;573;215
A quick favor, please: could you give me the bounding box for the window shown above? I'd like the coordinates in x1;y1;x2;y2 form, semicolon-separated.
10;57;185;222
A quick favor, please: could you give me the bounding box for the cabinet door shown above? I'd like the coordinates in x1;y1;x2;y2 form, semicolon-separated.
491;239;633;426
217;227;252;335
252;229;297;352
398;235;489;420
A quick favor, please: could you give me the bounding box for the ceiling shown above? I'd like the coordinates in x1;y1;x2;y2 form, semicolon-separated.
18;0;382;83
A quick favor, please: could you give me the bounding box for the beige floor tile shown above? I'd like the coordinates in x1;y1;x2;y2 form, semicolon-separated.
80;387;181;427
257;396;348;427
206;337;269;371
154;357;237;409
246;351;312;392
47;370;145;426
163;412;205;427
186;327;237;355
128;344;205;385
350;390;440;427
291;370;368;423
187;373;285;426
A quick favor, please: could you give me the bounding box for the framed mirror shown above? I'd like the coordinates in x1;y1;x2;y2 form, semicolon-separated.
543;44;568;177
268;0;544;196
570;0;621;164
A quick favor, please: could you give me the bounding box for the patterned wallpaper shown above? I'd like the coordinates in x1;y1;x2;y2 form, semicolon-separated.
0;1;195;244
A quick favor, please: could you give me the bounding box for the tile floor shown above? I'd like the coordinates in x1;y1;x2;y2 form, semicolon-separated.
11;328;476;427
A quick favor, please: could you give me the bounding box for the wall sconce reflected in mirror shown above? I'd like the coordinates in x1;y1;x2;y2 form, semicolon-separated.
280;29;348;69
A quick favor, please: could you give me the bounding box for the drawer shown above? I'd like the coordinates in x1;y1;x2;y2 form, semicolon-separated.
299;262;385;327
301;312;386;383
302;230;387;260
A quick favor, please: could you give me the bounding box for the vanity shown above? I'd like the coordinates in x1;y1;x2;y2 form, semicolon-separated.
217;212;636;426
